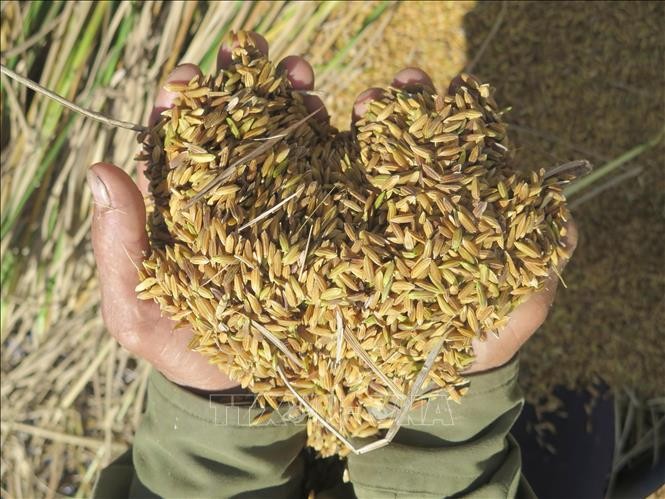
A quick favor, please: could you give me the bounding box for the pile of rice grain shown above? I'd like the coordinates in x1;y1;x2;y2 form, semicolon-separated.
137;33;573;456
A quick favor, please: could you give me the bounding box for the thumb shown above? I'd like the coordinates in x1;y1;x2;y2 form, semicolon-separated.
87;162;158;345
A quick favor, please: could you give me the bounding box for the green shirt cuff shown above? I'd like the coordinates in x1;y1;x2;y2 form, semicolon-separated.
347;356;525;498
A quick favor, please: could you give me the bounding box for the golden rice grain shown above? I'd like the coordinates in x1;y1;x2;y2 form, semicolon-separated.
136;32;575;457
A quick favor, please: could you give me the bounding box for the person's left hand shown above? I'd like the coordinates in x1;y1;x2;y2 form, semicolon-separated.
350;66;579;374
466;218;577;373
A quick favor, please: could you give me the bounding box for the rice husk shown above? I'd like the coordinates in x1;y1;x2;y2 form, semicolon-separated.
136;32;574;456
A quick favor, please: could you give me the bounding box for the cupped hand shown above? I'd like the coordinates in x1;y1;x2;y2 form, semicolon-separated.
467;219;577;373
350;66;578;374
88;33;326;392
90;32;576;393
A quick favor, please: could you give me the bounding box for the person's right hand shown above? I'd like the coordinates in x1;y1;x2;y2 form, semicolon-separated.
87;33;327;393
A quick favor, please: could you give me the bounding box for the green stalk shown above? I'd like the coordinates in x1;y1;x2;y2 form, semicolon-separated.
263;1;300;40
199;2;242;73
97;9;136;87
564;125;665;198
0;118;75;239
4;1;64;97
23;1;49;37
315;0;392;72
34;235;64;337
0;117;74;301
3;121;74;320
41;9;137;240
2;4;136;308
39;7;137;326
0;0;63;165
1;3;108;240
0;298;7;341
42;2;109;136
282;1;339;56
0;250;15;295
255;1;286;34
316;0;391;74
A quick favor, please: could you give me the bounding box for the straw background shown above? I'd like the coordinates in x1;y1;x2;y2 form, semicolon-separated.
1;1;663;496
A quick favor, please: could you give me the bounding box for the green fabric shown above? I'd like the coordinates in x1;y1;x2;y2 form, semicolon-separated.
344;357;531;499
95;357;532;499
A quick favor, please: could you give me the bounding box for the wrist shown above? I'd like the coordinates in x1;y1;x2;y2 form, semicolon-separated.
156;364;242;394
464;351;518;375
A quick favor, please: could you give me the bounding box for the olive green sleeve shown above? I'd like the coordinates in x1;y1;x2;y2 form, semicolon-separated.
344;356;534;499
94;370;307;499
95;358;532;499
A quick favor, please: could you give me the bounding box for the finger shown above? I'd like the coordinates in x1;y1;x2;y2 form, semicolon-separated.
148;63;202;127
88;162;160;350
466;217;577;374
278;55;315;90
448;74;465;95
466;275;558;374
277;55;328;120
509;216;579;324
302;94;329;121
217;31;269;71
137;64;202;195
392;67;435;92
352;87;384;123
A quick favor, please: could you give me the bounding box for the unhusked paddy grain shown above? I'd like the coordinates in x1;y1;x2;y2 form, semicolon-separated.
137;32;575;456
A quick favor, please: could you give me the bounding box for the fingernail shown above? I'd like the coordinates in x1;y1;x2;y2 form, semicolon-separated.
166;63;200;83
87;168;112;208
392;67;435;92
352;88;384;122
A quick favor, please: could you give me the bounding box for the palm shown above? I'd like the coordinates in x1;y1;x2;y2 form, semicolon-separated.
133;299;232;391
